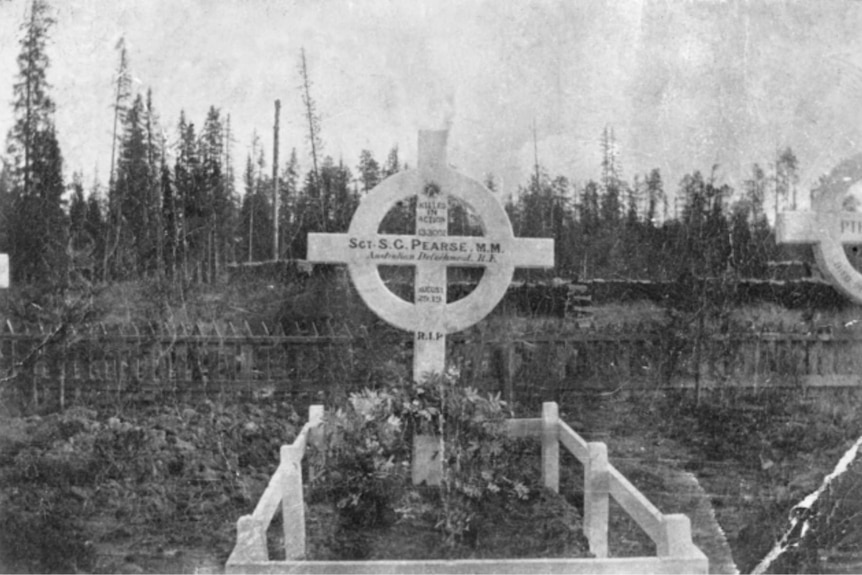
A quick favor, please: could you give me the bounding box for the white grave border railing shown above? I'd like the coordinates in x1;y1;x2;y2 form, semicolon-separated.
226;402;708;574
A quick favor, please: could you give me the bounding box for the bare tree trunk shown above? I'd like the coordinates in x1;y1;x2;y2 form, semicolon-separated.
300;50;320;184
247;203;254;263
272;99;280;261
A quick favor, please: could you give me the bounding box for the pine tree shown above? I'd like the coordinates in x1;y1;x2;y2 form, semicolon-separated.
201;106;227;281
0;163;11;254
85;178;106;281
239;147;272;262
144;89;164;278
67;172;96;282
382;146;400;177
174;113;203;280
744;163;767;223
160;158;178;279
222;114;239;264
279;148;299;258
645;168;664;225
775;147;799;213
5;0;67;283
576;180;602;278
242;153;256;262
68;171;87;244
113;94;152;278
357;149;380;193
327;157;358;232
600;125;622;193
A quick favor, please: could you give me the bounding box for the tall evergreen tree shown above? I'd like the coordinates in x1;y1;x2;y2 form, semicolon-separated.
744;163;768;223
68;171;87;244
222;114;239;264
201;106;228;281
144;89;165;278
382;145;401;178
325;157;357;232
775;147;799;214
279;148;299;259
0;162;12;255
113;94;153;278
5;0;67;283
239;149;272;262
85;178;106;281
357;149;380;194
160;158;178;279
174;113;203;280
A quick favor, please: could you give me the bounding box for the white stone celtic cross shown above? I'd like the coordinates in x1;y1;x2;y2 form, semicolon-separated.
307;130;554;382
777;154;862;303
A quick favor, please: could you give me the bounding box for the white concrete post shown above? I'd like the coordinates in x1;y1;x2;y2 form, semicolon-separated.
280;445;305;559
658;513;694;557
585;441;609;558
542;402;560;493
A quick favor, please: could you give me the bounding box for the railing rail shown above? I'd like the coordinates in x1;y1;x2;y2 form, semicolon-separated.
226;402;708;574
227;405;324;565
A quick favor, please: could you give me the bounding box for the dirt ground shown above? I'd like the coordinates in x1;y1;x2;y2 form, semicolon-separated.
3;388;857;574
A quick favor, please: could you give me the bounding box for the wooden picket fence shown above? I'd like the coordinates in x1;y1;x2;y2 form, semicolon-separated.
0;320;365;408
3;320;862;409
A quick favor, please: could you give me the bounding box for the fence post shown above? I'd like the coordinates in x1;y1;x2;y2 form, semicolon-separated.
280;444;305;559
502;342;515;406
59;339;66;410
542;402;559;493
240;345;253;380
585;441;609;558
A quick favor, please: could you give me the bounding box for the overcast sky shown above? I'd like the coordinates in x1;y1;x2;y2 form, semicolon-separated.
3;0;862;205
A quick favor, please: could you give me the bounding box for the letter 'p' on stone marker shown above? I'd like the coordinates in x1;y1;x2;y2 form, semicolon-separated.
777;154;862;304
307;130;554;382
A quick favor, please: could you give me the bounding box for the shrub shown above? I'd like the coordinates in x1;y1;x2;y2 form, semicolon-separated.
0;486;95;573
308;388;411;529
309;373;547;553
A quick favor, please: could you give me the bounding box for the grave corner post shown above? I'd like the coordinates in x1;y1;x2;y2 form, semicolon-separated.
279;444;306;560
658;513;696;557
542;401;560;493
584;441;609;558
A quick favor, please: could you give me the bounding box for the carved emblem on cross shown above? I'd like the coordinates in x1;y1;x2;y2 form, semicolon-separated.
307;130;554;382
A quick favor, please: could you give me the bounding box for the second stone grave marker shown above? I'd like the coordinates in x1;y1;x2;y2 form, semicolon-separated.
777;154;862;303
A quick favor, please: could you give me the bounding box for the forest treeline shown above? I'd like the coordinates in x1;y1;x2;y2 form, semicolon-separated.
0;0;809;288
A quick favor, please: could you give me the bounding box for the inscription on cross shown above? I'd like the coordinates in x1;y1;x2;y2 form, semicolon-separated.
777;155;862;303
308;130;554;382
